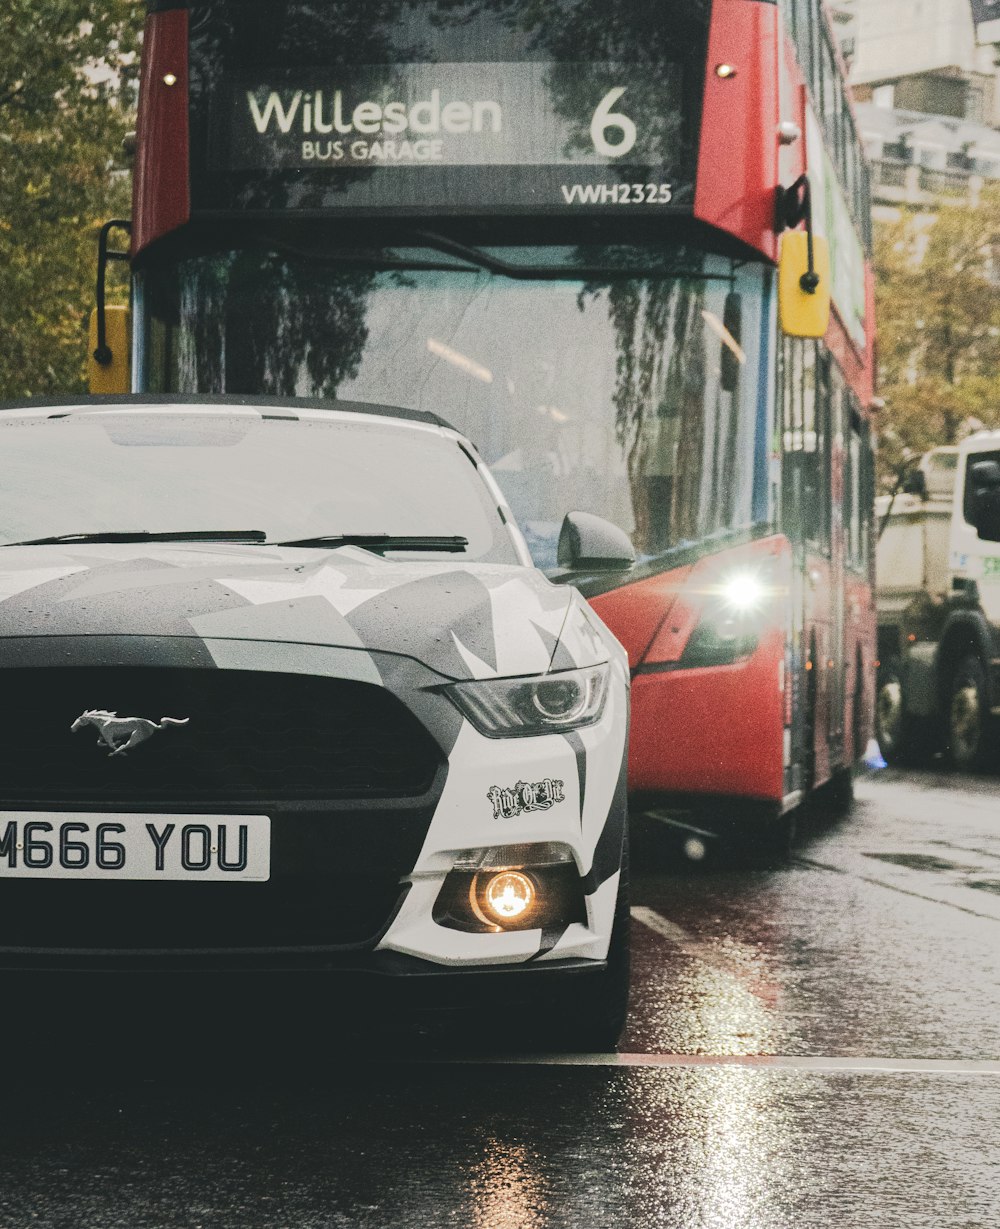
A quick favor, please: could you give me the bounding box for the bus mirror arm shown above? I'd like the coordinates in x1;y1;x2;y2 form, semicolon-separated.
777;175;820;295
800;237;821;295
93;219;132;366
777;176;831;340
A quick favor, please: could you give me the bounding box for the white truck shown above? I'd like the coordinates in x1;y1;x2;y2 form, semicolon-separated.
876;436;1000;769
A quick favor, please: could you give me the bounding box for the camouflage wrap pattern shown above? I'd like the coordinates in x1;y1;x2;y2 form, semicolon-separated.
0;403;629;969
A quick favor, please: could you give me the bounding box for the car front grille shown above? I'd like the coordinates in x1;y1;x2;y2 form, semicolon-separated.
0;667;441;802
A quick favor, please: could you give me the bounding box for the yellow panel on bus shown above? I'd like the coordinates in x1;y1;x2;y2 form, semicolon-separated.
778;232;831;341
87;305;131;396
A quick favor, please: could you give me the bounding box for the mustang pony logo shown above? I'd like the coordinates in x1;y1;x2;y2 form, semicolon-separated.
487;778;565;821
70;710;191;757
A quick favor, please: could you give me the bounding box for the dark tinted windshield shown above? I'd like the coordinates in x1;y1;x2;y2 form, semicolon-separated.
138;243;770;568
0;410;519;563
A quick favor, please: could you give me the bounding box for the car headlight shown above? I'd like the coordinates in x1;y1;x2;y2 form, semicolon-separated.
444;664;609;737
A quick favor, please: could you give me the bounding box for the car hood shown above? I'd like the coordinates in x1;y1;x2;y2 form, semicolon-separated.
0;543;611;681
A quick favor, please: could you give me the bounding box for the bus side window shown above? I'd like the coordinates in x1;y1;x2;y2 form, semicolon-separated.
807;0;823;110
801;341;826;548
790;0;816;101
845;403;864;569
781;0;796;44
781;336;808;541
781;337;834;551
861;428;876;570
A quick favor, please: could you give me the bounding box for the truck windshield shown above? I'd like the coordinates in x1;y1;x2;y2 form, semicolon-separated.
137;243;769;568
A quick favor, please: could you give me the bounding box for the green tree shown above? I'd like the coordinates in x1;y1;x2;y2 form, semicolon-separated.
0;1;141;398
875;190;1000;480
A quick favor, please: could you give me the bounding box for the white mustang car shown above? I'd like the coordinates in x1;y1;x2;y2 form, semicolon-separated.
0;395;632;1049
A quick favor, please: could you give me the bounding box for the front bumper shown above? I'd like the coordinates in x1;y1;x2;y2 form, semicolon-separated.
0;691;628;975
0;631;629;974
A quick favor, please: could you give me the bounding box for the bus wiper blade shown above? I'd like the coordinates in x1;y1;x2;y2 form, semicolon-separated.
248;234;480;273
409;231;729;281
1;529;269;547
409;231;535;277
272;533;469;553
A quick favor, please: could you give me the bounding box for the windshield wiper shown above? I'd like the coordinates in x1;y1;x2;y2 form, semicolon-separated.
1;529;269;548
272;533;469;553
408;230;730;282
229;229;727;281
248;234;480;274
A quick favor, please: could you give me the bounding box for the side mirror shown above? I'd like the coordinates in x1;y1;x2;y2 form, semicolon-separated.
969;460;1000;542
88;304;131;394
778;231;831;340
557;512;636;572
88;218;132;395
902;468;927;498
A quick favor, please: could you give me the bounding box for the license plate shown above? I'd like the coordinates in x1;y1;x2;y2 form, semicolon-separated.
0;813;270;882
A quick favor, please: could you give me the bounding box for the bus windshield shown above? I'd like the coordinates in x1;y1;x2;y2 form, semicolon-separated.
137;243;769;568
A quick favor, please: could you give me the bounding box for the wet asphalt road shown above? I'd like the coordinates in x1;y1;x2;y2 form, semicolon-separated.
2;768;999;1228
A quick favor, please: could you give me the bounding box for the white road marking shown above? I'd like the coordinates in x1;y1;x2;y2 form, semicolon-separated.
794;855;1000;923
436;1053;1000;1075
630;905;690;947
630;906;776;1005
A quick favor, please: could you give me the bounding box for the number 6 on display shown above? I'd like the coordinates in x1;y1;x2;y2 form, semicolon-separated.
590;87;637;158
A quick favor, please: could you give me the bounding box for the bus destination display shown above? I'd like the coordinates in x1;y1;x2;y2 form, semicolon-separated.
216;61;692;213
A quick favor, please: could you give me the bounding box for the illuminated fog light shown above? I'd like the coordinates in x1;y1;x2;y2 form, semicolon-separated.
715;64;738;79
162;73;178;86
483;871;536;922
721;572;765;613
435;857;583;935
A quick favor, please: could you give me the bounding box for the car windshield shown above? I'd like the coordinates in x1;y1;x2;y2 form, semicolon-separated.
137;242;769;569
0;409;520;563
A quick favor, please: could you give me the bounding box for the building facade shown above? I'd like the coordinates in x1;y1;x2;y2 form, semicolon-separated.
831;1;1000;209
838;0;999;125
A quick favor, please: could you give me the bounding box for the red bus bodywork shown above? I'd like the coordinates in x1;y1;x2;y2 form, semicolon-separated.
597;0;876;811
130;0;877;817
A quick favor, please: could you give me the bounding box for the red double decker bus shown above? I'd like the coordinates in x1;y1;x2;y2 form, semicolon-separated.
104;0;876;846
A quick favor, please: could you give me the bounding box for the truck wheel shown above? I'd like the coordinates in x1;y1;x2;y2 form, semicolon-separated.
946;654;992;771
875;657;909;763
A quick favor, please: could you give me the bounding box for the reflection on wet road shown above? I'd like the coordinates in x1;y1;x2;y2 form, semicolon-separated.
625;769;1000;1061
0;768;997;1228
